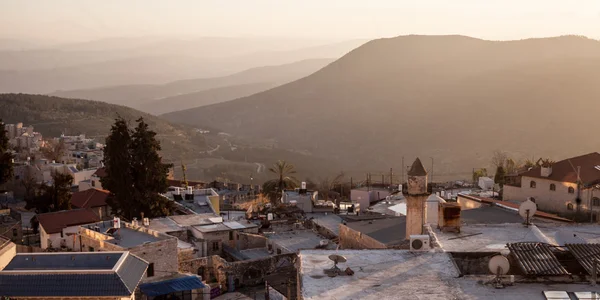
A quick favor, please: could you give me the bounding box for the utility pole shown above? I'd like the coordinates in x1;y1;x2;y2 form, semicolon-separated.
401;156;405;185
390;168;393;188
430;157;434;184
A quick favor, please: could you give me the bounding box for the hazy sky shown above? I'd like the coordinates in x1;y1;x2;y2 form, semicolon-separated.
2;0;600;43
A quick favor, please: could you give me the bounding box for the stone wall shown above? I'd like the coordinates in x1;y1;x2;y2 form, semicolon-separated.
179;253;298;299
178;247;196;263
304;219;337;239
236;232;267;250
338;224;387;249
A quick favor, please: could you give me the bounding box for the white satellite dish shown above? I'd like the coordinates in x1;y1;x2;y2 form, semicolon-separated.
519;199;537;225
488;255;510;275
324;254;347;277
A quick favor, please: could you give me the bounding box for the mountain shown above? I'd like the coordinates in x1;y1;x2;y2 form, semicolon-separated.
52;58;334;113
0;94;339;183
0;39;363;93
162;35;600;180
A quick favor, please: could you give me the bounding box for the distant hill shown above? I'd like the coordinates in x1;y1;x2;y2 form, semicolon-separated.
162;35;600;180
0;93;339;183
51;58;335;113
0;39;363;93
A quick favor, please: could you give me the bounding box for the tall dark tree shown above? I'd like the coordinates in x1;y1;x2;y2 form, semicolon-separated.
0;119;14;187
494;166;506;187
130;117;174;218
101;117;134;218
27;171;73;213
102;117;174;219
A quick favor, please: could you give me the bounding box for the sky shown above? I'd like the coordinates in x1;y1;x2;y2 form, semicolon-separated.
1;0;600;43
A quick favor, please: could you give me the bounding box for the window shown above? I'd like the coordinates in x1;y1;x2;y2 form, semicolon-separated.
91;180;95;187
147;263;155;277
212;241;219;251
60;230;63;238
277;248;282;255
89;246;94;252
12;228;17;237
229;231;234;241
593;197;600;207
567;203;574;211
530;181;536;188
568;187;575;194
550;184;556;191
268;244;273;251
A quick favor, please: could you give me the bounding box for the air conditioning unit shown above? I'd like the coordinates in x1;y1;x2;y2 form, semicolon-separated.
410;235;430;251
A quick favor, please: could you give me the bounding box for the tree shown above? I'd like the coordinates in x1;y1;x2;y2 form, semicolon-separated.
494;166;506;187
101;117;134;218
20;167;38;202
27;171;73;213
491;150;508;169
102;117;174;219
40;139;66;162
472;168;488;183
181;161;189;188
316;172;345;202
0;119;14;188
129;117;174;218
262;160;299;204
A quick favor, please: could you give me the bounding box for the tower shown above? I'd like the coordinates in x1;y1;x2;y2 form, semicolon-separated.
406;157;429;239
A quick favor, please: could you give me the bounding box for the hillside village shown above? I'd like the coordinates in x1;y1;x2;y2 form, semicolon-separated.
2;118;600;299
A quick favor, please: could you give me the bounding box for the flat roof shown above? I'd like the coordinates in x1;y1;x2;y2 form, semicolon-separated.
239;248;272;260
145;217;182;233
345;216;406;246
266;230;336;252
169;214;219;227
299;250;599;300
84;221;167;248
305;213;343;236
4;252;124;271
192;223;231;233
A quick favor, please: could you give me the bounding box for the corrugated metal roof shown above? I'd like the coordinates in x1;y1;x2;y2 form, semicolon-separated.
507;242;569;276
566;243;600;276
140;275;205;297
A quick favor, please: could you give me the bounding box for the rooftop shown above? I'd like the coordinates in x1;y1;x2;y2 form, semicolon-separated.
83;221;170;249
305;213;343;236
239;248;272;260
0;252;147;297
37;209;101;234
191;220;257;233
266;230;336;252
71;188;110;209
520;152;600;186
168;213;220;227
299;249;600;300
344;216;406;246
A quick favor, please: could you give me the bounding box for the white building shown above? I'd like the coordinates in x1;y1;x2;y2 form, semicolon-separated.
36;209;101;249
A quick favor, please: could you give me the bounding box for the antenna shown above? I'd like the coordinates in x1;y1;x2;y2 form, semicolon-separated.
488;255;510;288
519;198;537;227
324;254;347;277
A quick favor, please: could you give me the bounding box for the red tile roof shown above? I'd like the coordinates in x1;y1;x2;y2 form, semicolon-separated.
71;189;110;209
37;209;101;234
520;152;600;186
93;167;106;178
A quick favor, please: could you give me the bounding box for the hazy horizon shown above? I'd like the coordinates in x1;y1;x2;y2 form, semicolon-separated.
2;0;600;45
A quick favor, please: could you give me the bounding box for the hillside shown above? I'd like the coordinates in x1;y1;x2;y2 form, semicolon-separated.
0;39;362;94
162;35;600;180
51;58;334;113
0;94;339;183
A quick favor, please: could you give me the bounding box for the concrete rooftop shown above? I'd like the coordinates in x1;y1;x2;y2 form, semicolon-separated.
266;230;336;252
299;250;600;300
305;213;343;236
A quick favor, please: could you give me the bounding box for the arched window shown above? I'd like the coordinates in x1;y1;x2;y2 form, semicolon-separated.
530;181;536;188
568;187;575;194
567;203;574;211
593;197;600;207
550;184;556;191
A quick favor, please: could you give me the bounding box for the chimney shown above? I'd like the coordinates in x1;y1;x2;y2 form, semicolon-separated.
406;158;429;240
540;166;552;177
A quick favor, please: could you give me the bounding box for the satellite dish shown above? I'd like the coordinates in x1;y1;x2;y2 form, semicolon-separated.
519;199;537;225
329;254;347;264
324;254;347;277
488;255;510;275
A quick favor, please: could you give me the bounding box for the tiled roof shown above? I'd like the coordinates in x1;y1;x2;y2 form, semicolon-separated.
408;158;427;176
507;242;569;276
565;243;600;276
520;152;600;186
71;188;110;209
0;252;148;297
93;167;106;178
37;208;101;234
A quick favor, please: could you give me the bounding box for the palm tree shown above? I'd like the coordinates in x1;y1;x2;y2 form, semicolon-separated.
262;160;299;204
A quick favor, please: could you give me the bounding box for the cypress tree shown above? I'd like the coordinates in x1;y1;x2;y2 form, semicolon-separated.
101;117;134;219
130;117;174;217
0;119;14;187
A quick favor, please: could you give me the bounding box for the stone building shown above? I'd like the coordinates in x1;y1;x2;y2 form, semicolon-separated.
503;152;600;216
36;208;101;249
406;157;429;239
78;220;179;280
339;216;406;249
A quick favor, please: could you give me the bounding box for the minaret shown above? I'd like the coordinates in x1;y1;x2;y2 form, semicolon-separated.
406;157;429;240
